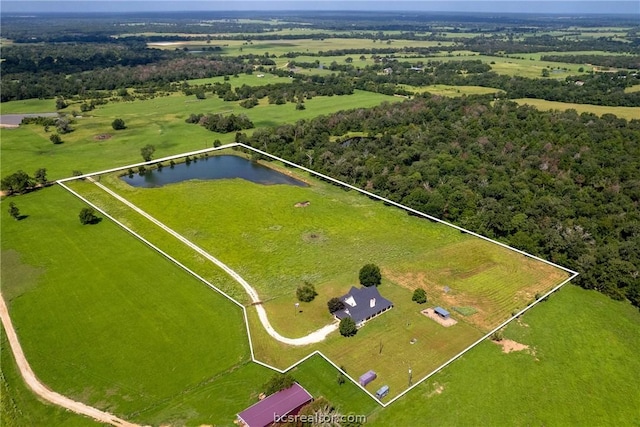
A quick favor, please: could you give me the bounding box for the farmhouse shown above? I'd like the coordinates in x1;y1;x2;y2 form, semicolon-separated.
334;286;393;327
237;383;313;427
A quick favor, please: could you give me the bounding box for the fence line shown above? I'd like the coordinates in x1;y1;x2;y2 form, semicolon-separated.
56;142;579;408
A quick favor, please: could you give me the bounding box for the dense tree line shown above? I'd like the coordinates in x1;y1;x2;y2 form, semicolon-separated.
1;57;250;101
464;35;640;55
1;42;177;75
246;96;640;309
540;54;640;70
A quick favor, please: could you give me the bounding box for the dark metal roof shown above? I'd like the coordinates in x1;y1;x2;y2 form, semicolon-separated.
334;286;393;324
237;383;313;427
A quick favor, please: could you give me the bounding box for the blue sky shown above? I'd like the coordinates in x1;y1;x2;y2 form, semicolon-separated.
2;1;639;15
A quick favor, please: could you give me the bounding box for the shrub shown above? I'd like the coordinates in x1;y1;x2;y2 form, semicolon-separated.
412;288;427;304
50;134;63;144
79;207;98;225
296;281;317;302
111;118;126;130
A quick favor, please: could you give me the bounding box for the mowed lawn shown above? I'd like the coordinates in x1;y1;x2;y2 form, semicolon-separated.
0;89;398;181
514;98;640;121
0;186;250;421
71;153;569;399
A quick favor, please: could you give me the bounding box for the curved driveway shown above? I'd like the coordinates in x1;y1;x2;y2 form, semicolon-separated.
91;180;338;345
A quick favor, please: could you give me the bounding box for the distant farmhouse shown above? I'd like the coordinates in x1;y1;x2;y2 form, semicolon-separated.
334;286;393;327
237;383;313;427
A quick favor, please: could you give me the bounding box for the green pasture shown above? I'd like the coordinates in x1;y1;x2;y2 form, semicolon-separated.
148;38;454;58
0;327;100;427
0;89;397;180
400;84;502;97
367;285;640;426
0;98;57;114
69;152;567;399
514;98;640;121
0;186;250;420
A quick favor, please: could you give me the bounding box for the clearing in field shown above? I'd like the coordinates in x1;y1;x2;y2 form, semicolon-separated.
65;145;573;402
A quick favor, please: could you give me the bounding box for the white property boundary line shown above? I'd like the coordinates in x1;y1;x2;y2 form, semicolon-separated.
53;142;578;410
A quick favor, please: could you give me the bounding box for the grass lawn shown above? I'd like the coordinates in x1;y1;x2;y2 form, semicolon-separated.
0;186;250;421
70;151;568;400
514;98;640;121
366;285;640;426
624;84;640;93
1;89;397;181
0;326;101;427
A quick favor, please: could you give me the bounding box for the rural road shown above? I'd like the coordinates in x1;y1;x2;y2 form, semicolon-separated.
0;294;144;427
90;180;338;345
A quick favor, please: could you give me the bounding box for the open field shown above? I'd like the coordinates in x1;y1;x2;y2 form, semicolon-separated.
68;149;569;399
514;98;640;121
400;84;502;97
625;84;640;93
148;38;455;58
0;327;100;427
0;89;398;180
367;285;640;425
0;186;250;421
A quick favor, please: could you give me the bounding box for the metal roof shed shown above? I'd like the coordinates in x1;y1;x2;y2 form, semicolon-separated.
434;306;450;318
237;383;313;427
375;385;390;399
359;370;377;387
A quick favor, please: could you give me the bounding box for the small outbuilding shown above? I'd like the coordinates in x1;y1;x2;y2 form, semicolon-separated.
359;370;377;387
434;306;450;319
375;385;390;399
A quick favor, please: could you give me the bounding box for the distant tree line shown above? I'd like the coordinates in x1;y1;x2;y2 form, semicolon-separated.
540;54;640;70
246;96;640;309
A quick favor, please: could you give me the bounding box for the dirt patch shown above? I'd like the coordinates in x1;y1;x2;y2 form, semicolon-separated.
492;339;530;354
94;133;112;141
386;269;495;330
294;201;310;208
302;231;326;243
421;308;458;327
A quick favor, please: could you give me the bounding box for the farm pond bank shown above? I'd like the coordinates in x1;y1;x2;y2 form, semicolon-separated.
121;155;308;188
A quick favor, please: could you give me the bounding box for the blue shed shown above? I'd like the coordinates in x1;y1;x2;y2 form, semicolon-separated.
434;306;450;319
375;385;389;399
359;370;377;387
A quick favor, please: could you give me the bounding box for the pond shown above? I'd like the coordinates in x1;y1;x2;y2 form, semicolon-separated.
121;155;308;188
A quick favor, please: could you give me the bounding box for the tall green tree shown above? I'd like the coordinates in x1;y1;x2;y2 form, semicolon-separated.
359;263;382;287
34;168;47;186
140;144;156;162
339;317;357;337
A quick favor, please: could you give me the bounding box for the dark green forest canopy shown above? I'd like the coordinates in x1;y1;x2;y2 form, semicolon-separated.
246;96;640;308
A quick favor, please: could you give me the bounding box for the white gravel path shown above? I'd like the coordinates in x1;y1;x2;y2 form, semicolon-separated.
91;180;338;345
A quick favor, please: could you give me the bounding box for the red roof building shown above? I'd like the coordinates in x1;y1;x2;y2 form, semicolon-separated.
237;383;313;427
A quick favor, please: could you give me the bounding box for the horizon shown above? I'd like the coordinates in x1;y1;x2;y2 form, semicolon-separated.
2;1;639;15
